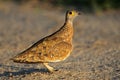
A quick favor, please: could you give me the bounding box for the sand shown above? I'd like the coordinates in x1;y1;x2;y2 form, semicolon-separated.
0;2;120;80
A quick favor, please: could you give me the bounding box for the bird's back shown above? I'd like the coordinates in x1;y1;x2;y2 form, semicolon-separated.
12;21;73;63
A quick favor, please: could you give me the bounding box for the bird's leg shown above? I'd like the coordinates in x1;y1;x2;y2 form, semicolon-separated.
43;63;58;72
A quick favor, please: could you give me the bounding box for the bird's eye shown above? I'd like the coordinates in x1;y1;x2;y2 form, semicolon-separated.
69;12;72;15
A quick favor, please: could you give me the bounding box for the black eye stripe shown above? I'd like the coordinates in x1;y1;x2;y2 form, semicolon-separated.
69;12;72;14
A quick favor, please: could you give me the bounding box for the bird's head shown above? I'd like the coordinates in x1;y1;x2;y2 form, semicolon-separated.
66;10;81;22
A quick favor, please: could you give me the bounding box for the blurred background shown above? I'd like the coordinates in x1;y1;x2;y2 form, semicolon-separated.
0;0;120;13
0;0;120;80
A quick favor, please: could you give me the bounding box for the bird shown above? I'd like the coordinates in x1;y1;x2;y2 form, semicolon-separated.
11;10;80;72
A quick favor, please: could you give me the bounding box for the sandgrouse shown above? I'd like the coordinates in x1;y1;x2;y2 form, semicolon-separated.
11;10;80;72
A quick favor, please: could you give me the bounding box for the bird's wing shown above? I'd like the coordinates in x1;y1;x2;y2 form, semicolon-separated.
41;41;72;62
12;36;64;63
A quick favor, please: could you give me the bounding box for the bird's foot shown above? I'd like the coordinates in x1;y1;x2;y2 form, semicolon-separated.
43;63;58;73
48;67;59;73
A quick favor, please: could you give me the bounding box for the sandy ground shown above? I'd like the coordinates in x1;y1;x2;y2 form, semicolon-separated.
0;2;120;80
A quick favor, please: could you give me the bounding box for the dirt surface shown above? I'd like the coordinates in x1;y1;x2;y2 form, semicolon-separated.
0;2;120;80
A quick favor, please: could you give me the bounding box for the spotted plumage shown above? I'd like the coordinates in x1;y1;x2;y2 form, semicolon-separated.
11;10;80;72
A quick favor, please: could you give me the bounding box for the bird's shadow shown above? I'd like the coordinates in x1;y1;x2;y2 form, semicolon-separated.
0;64;48;77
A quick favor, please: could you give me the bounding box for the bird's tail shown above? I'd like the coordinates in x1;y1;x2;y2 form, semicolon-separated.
10;56;24;63
10;51;28;63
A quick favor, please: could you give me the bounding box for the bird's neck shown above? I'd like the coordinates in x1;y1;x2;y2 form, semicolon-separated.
63;18;73;28
59;19;73;30
65;20;73;26
60;19;73;43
